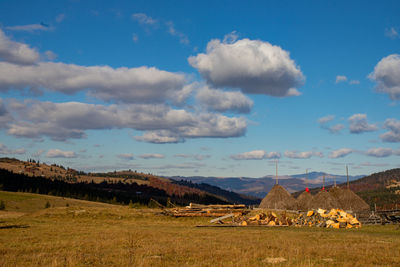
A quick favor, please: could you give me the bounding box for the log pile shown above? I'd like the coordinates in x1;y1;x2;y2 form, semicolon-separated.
293;208;362;229
211;211;294;226
166;203;248;217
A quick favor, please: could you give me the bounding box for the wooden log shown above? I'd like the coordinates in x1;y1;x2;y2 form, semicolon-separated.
210;213;234;223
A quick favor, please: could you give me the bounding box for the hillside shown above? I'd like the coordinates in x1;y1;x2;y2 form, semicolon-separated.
0;158;258;206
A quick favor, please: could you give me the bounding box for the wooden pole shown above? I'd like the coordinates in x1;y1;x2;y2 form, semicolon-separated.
275;160;278;185
346;165;349;189
306;169;308;189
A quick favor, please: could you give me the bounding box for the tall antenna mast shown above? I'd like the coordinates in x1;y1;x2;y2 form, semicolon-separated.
275;160;278;185
346;165;349;189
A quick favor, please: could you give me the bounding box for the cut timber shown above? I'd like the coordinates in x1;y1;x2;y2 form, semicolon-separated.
259;184;296;210
210;213;234;224
294;208;362;229
189;203;245;209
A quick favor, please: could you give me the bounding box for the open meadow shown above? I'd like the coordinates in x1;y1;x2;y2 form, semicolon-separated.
1;191;399;266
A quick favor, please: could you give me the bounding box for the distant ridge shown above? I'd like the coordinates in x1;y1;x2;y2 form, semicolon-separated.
169;171;364;198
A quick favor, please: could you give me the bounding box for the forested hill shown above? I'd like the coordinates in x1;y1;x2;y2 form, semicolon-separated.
0;157;260;206
348;168;400;192
172;179;261;205
0;168;228;206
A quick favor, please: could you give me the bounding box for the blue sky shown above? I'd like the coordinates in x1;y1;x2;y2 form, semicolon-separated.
0;0;399;177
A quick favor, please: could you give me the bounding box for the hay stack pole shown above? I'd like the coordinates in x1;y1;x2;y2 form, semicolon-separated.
346;165;349;189
275;160;278;185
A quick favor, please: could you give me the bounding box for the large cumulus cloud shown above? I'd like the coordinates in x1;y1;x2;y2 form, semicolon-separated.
380;118;400;142
196;86;253;113
188;37;304;96
0;62;186;104
0;29;39;65
4;99;247;143
369;54;400;100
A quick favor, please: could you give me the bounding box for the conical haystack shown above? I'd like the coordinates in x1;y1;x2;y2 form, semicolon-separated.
310;190;340;210
296;191;313;210
259;184;296;210
330;187;370;211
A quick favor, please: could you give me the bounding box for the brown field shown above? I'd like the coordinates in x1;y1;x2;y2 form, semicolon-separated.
1;191;400;266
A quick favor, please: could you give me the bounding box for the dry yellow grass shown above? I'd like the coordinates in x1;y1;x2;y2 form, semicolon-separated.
1;191;400;266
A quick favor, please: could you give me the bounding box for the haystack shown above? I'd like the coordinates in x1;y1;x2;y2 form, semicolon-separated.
330;187;370;211
310;190;340;210
259;184;296;210
296;191;313;210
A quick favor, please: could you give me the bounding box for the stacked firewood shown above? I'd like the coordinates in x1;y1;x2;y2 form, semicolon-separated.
294;208;361;229
211;211;294;226
166;203;248;217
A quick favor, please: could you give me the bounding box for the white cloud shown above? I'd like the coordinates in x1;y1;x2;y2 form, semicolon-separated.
174;154;211;160
0;61;186;104
56;14;65;23
46;149;77;158
5;23;52;32
0;29;39;65
284;150;323;159
318;115;335;124
223;31;239;44
366;147;392;158
165;21;189;45
0;98;13;126
131;13;157;25
329;148;353;159
328;124;345;134
349;80;360;85
196;86;253;113
32;149;44;157
348;113;378;134
380;118;400;142
4;99;247;142
318;115;344;133
188;37;304;97
117;153;134;160
385;27;399;39
335;75;347;83
152;162;205;170
369;54;400;100
0;143;26;155
44;50;57;61
231;150;280;160
135;130;183;144
138;153;164;159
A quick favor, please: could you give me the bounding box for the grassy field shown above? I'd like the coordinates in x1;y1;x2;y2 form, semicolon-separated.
1;191;400;266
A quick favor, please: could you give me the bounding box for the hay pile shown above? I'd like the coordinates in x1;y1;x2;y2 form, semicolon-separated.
310;190;340;210
330;187;369;211
296;191;313;210
259;184;296;210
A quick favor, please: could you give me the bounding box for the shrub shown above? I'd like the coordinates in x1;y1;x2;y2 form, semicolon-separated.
44;201;51;209
0;200;5;210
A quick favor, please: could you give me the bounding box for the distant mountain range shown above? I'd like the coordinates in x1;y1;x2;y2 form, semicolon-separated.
169;172;365;198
